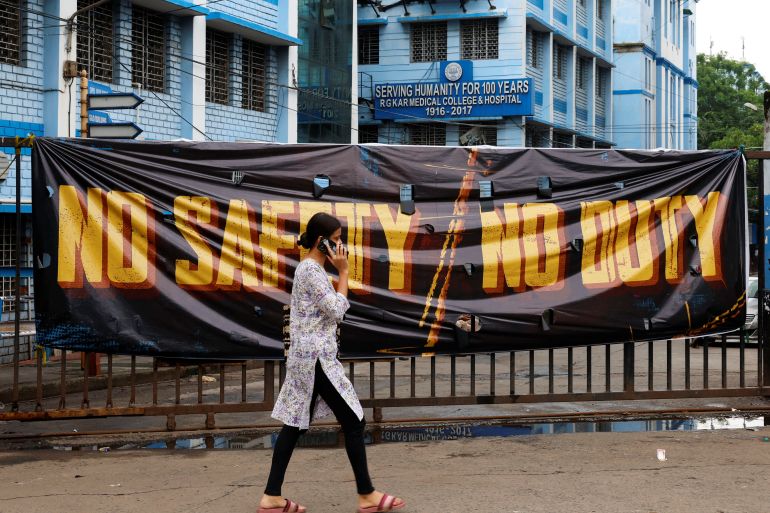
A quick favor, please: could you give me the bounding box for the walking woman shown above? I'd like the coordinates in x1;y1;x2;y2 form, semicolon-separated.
258;212;406;513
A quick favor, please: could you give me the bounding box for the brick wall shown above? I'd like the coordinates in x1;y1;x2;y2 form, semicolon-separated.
0;334;36;365
0;0;46;203
75;0;185;140
206;38;280;141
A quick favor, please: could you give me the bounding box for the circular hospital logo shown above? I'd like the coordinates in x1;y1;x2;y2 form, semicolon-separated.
444;62;463;82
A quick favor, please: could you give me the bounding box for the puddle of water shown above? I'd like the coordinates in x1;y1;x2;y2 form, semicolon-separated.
49;415;767;452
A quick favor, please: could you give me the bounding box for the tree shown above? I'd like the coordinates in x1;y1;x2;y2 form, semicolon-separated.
697;53;768;150
698;53;768;209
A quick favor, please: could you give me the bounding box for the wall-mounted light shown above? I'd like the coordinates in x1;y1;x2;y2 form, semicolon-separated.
689;234;698;248
232;170;245;186
313;174;331;198
479;180;494;212
537;176;552;199
614;181;624;190
400;183;415;215
569;238;584;253
463;263;475;277
541;308;554;331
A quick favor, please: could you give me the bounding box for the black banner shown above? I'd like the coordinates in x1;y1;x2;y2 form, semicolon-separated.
32;138;746;359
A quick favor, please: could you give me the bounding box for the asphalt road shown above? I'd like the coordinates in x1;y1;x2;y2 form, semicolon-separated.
1;427;770;513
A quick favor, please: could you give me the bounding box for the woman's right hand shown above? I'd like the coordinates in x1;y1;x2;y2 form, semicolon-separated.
325;241;349;273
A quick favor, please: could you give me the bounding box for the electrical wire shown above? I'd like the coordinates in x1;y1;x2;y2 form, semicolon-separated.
19;4;756;147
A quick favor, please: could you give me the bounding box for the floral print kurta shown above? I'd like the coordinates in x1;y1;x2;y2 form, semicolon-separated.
271;259;364;429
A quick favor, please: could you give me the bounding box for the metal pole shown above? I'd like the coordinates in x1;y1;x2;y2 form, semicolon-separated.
80;69;88;137
762;91;770;390
11;141;21;411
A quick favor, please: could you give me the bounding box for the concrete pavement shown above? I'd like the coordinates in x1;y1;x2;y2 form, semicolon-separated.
1;426;770;513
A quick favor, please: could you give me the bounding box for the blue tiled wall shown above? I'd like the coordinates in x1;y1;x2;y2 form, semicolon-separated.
214;0;280;29
0;0;45;202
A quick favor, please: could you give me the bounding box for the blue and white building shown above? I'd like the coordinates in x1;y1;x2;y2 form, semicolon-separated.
0;0;313;321
612;0;697;149
356;0;615;149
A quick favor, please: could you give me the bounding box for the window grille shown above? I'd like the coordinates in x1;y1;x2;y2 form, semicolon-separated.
242;38;267;112
553;45;565;80
359;125;378;144
408;123;446;145
0;0;21;65
0;215;32;315
410;23;447;63
577;58;587;90
358;25;379;65
206;29;230;105
525;126;549;148
460;19;498;60
596;67;607;97
553;132;573;148
77;0;114;83
527;29;540;68
459;122;497;146
131;6;165;92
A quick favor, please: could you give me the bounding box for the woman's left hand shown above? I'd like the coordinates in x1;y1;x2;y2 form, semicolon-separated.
326;241;349;273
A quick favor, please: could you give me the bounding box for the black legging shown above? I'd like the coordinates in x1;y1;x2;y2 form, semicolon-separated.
264;360;375;496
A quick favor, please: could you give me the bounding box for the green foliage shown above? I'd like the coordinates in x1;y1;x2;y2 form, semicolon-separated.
697;53;768;150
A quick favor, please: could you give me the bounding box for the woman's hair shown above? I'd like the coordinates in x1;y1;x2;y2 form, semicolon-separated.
298;212;341;249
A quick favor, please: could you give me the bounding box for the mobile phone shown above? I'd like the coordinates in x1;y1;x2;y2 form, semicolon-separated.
318;237;337;255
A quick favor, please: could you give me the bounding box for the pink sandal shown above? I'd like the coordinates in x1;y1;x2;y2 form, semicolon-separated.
258;498;307;513
357;493;405;513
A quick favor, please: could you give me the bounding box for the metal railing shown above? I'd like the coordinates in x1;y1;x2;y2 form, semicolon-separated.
0;140;768;434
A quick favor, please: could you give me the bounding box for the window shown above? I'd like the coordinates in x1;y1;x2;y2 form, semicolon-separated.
359;125;378;144
460;19;498;60
553;132;573;148
577;57;587;90
578;0;585;6
553;44;565;80
596;67;606;97
0;0;21;65
0;215;32;316
358;25;379;65
76;0;114;83
410;22;446;63
242;39;267;112
408;123;445;145
597;0;604;20
669;75;676;123
644;57;651;91
527;29;540;68
644;99;651;149
206;29;230;105
459;122;497;146
526;126;550;148
131;6;165;92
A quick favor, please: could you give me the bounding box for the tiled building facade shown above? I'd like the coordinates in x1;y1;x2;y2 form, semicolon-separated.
356;0;615;149
0;0;301;322
613;0;697;149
